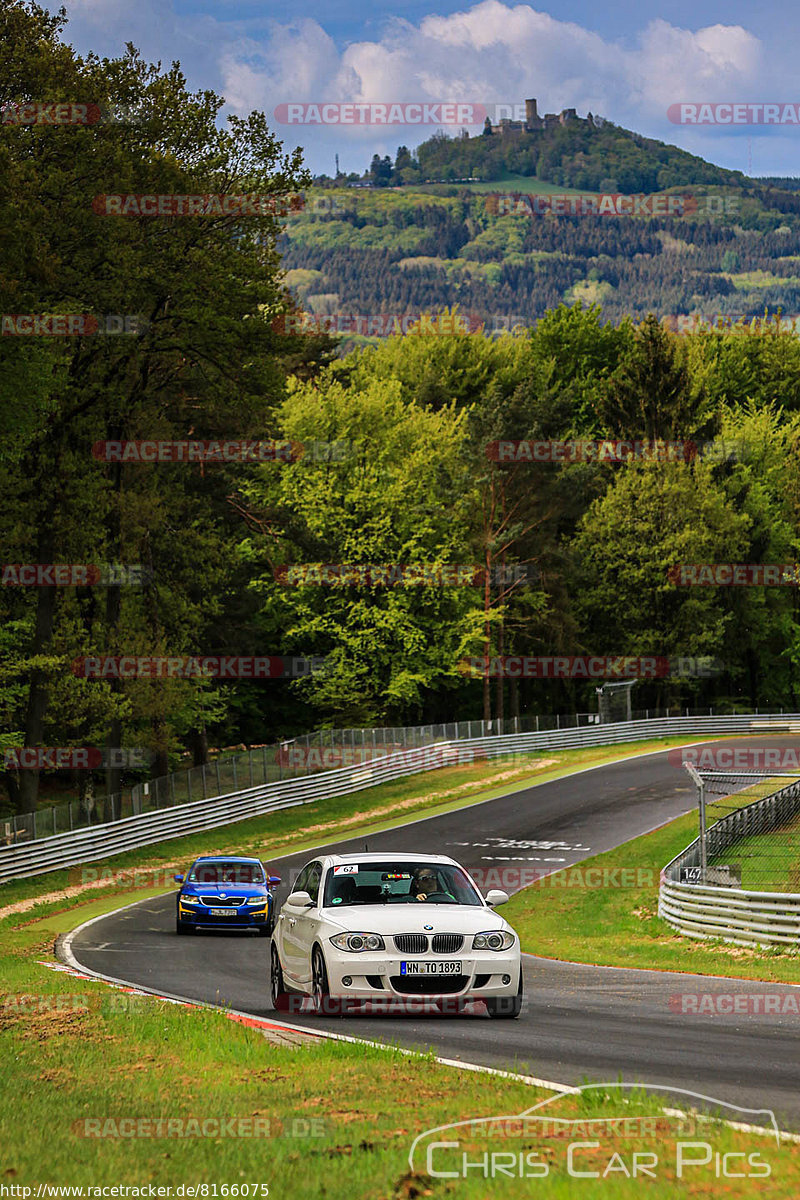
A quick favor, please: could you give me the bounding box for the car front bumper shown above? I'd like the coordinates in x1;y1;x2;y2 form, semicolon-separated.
323;949;521;1001
178;902;270;929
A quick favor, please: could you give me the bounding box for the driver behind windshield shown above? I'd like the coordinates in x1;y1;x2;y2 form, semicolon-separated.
410;866;454;902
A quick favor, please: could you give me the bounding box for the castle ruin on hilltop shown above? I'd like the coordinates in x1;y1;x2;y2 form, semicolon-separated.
484;98;601;136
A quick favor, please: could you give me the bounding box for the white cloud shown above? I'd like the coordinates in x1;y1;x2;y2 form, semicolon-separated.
53;0;786;173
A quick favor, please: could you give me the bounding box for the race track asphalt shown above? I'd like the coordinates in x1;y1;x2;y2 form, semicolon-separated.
66;738;800;1131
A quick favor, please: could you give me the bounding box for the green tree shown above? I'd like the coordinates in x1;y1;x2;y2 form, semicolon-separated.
0;0;309;811
238;371;481;723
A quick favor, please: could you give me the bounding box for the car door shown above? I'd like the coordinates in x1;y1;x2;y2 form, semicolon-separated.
291;860;323;987
278;863;310;983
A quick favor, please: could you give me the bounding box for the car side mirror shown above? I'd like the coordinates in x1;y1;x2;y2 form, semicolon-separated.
485;889;509;907
174;875;184;884
287;890;313;907
269;875;282;887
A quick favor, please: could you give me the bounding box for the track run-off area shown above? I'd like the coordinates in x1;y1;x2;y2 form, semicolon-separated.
63;738;800;1132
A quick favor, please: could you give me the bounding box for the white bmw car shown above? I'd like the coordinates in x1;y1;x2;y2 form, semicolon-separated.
270;852;523;1017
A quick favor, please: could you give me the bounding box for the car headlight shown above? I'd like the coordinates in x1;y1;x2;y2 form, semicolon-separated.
330;932;385;952
472;930;515;951
245;896;268;905
180;895;201;906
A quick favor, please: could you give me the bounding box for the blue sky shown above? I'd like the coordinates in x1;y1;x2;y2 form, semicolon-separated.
54;0;800;178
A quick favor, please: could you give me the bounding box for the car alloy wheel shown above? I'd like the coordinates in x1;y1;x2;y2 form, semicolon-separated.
270;942;289;1011
312;946;342;1016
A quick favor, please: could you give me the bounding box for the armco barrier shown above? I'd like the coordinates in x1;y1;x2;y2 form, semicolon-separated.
3;712;800;884
659;778;800;947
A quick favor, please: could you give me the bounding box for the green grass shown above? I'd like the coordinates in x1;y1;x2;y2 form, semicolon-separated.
2;895;797;1195
506;782;800;982
709;808;800;893
4;738;800;1194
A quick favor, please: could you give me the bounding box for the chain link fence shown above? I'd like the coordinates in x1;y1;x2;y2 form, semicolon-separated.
702;773;800;892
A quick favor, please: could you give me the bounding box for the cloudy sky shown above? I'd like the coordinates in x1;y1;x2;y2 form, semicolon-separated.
52;0;800;178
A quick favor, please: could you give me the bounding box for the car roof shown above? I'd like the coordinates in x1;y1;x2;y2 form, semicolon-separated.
321;852;458;867
191;855;262;864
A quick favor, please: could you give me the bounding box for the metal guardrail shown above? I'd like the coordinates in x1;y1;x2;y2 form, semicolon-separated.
659;777;800;946
5;705;788;848
3;711;800;884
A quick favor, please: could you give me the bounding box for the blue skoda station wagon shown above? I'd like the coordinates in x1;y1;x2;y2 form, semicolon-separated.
174;855;281;936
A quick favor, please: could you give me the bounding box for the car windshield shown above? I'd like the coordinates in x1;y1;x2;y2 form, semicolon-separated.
188;862;265;885
322;862;483;907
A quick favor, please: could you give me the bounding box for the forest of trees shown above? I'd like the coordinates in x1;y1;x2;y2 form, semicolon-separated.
5;2;800;819
281;189;800;325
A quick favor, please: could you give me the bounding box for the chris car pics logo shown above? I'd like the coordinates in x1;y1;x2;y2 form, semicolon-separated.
409;1083;777;1181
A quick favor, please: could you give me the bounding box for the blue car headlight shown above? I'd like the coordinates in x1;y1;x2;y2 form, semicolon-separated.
180;895;201;906
244;896;268;906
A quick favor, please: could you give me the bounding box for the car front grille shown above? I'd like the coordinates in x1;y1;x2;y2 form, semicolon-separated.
394;933;428;954
431;933;463;954
198;895;246;907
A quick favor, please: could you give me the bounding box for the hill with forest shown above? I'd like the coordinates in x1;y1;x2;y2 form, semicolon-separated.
278;119;800;340
361;116;749;192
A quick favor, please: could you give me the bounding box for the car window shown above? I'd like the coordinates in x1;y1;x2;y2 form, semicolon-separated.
293;864;310;895
305;862;322;904
188;861;265;884
322;862;483;907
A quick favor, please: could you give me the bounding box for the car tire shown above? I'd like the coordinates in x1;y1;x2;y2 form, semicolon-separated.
175;918;194;936
265;909;276;937
485;970;523;1019
270;942;290;1011
312;946;342;1017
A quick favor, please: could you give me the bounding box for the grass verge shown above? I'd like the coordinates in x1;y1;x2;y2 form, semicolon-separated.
2;904;798;1196
3;738;800;1194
